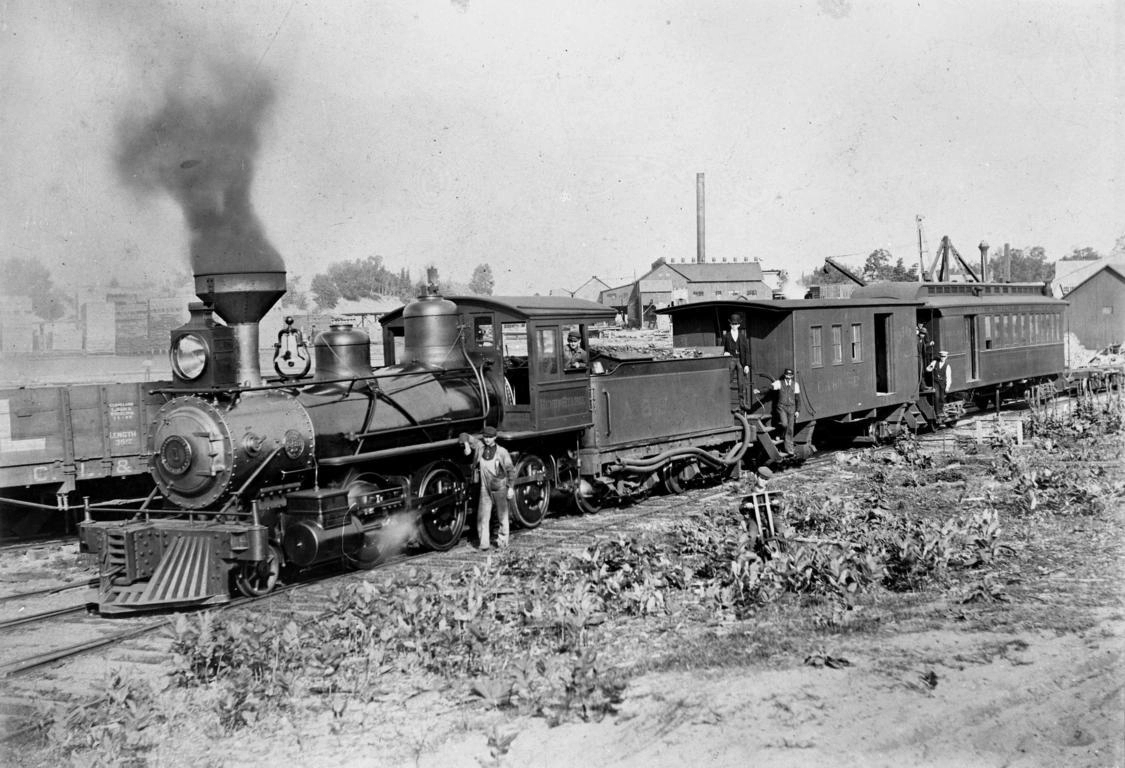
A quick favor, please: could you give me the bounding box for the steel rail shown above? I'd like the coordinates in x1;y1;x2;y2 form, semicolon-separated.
0;604;88;632
0;579;97;606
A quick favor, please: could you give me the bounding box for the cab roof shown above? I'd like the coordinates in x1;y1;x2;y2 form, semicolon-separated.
379;294;617;324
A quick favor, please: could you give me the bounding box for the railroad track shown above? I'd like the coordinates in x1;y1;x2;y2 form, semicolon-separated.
0;579;97;606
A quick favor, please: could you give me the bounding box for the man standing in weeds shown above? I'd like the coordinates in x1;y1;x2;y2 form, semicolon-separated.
721;312;753;411
771;368;800;456
461;426;516;550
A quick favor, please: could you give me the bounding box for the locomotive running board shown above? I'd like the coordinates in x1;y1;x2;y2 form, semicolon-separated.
97;536;230;615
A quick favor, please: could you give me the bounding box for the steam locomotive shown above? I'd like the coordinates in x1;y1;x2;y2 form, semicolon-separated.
79;269;1069;614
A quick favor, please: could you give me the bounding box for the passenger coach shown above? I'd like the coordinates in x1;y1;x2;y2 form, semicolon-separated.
851;282;1066;413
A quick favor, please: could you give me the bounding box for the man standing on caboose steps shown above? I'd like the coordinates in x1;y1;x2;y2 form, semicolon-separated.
926;350;953;426
460;426;516;550
721;312;753;411
771;368;801;456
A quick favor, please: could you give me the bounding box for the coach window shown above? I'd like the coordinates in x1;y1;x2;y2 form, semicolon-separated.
983;316;993;350
536;326;559;376
831;325;843;364
850;323;862;361
810;325;823;367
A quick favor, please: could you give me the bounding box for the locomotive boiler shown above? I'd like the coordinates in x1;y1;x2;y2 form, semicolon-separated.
81;273;503;613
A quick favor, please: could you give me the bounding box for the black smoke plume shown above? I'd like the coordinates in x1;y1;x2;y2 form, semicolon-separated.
115;54;283;276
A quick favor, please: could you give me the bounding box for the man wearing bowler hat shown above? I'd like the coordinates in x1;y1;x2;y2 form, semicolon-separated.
926;350;953;426
721;312;753;411
460;426;516;549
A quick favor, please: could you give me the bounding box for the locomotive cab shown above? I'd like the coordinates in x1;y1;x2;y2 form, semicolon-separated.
379;295;615;437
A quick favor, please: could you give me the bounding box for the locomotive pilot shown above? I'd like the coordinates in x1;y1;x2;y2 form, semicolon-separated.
721;313;753;411
460;426;517;550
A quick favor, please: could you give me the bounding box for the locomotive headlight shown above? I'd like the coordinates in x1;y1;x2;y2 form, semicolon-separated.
171;334;209;381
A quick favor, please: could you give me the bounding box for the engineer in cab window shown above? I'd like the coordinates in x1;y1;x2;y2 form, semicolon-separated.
564;330;587;370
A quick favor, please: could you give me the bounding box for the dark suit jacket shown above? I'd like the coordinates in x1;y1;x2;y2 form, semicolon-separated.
721;330;751;367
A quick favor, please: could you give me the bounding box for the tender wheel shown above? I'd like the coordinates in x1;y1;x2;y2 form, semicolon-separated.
234;544;282;598
661;460;700;494
511;455;551;529
414;462;468;551
572;478;606;515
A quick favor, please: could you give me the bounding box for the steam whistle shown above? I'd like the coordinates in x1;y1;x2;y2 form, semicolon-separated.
273;316;311;379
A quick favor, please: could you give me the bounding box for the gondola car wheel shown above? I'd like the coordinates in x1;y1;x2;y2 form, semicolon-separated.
414;462;468;551
234;544;282;597
512;455;551;529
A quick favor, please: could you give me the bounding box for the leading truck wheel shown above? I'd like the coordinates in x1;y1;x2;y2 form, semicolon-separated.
414;462;468;551
512;455;551;529
234;544;282;598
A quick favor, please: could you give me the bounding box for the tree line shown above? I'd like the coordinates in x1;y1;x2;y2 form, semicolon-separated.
288;257;495;310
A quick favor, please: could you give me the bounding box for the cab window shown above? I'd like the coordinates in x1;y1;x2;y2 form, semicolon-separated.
563;324;587;372
474;317;495;347
536;326;558;375
502;322;530;404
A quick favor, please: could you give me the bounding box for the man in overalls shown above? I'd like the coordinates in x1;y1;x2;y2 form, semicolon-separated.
461;426;516;549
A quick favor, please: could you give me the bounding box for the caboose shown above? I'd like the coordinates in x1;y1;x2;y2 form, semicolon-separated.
660;297;923;450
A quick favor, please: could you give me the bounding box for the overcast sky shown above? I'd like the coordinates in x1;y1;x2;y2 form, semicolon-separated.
1;0;1121;298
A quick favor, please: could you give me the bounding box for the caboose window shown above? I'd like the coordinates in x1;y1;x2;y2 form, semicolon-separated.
810;325;823;367
831;325;843;364
850;323;862;361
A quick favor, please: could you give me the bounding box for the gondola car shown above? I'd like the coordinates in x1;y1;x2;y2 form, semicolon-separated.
0;382;164;534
